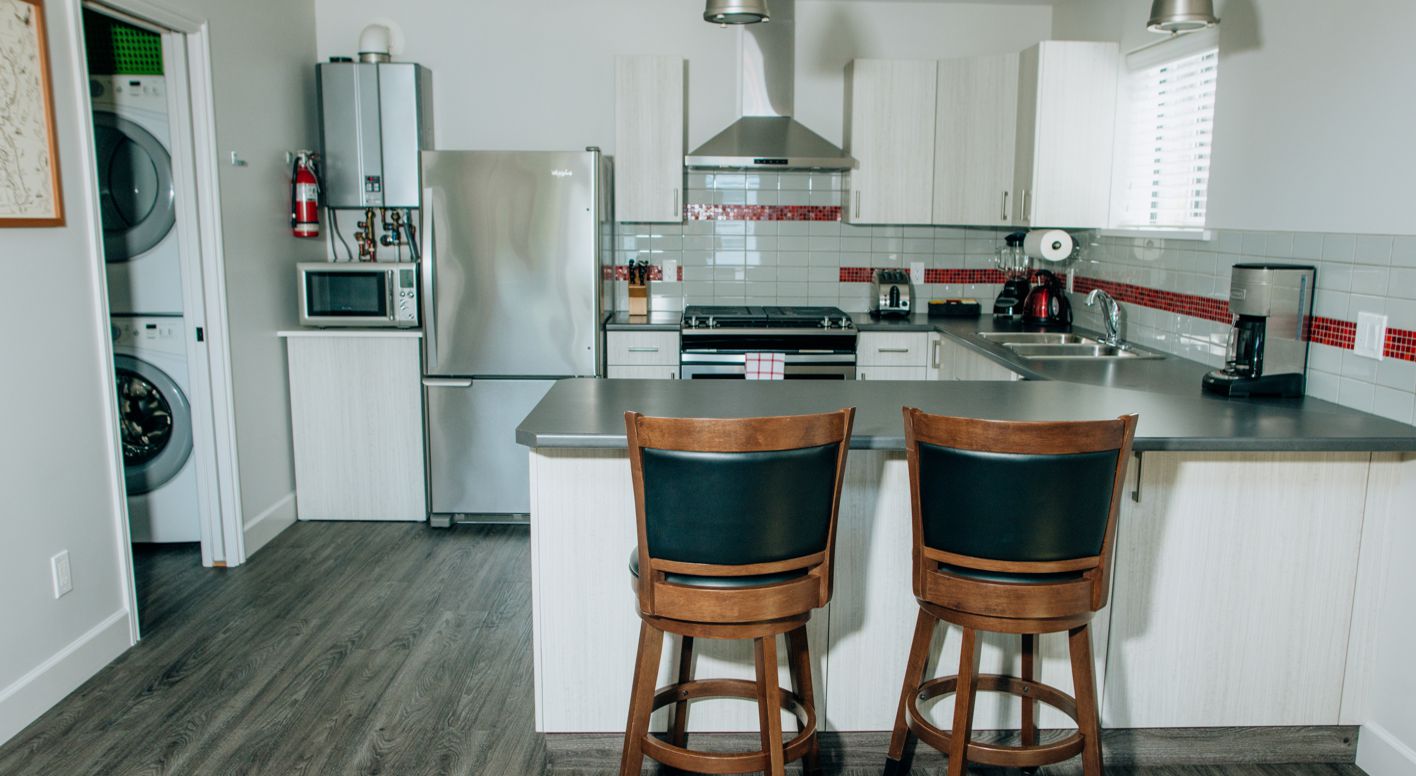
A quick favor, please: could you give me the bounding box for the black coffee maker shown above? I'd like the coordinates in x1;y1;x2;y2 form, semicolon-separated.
1203;263;1317;398
993;231;1031;317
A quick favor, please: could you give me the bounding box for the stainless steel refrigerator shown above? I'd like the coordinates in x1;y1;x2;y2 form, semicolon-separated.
419;150;606;525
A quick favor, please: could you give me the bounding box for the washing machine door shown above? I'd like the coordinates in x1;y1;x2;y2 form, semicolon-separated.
114;354;193;495
93;110;176;263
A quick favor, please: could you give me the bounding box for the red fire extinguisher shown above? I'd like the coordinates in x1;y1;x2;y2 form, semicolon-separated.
291;151;320;238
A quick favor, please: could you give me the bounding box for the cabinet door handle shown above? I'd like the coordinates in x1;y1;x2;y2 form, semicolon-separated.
878;347;910;353
1022;190;1032;222
931;339;941;368
1001;191;1009;221
672;188;679;218
627;346;659;353
670;369;678;379
854;190;861;219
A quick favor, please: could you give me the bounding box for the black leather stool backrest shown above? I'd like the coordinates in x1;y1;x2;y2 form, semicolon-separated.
916;444;1118;562
641;444;839;566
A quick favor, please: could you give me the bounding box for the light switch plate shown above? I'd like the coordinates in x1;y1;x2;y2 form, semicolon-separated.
1354;311;1387;360
910;261;926;283
662;259;679;283
51;550;72;598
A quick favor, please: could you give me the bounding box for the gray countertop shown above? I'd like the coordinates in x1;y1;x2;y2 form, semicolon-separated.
603;312;681;331
518;378;1416;452
561;310;1416;452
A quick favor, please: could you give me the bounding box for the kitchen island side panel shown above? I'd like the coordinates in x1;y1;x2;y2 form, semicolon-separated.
530;447;1378;733
528;448;828;734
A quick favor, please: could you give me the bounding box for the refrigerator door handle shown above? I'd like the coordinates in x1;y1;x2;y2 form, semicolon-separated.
422;377;473;388
420;190;439;372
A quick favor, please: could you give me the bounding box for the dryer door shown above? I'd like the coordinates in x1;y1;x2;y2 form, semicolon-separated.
94;111;176;263
115;354;192;494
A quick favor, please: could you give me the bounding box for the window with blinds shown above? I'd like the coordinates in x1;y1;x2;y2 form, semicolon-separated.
1114;35;1219;230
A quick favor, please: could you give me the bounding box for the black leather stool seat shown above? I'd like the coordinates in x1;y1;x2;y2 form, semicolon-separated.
937;564;1084;585
629;549;808;589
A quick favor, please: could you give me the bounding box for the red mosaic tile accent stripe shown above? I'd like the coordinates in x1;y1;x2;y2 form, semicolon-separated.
1387;327;1416;361
1071;275;1232;325
838;267;874;282
1309;316;1356;350
923;268;1008;284
684;204;842;222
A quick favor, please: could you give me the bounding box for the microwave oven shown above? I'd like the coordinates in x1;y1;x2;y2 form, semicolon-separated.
297;262;420;328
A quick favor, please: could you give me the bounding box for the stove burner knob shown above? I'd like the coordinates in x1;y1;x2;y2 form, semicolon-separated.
708;316;717;329
821;316;832;329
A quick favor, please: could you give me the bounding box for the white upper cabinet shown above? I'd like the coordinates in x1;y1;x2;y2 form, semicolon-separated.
615;56;685;223
845;59;937;225
1012;41;1119;228
933;53;1019;227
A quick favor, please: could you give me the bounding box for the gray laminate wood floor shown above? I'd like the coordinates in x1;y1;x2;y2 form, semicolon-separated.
0;523;1367;776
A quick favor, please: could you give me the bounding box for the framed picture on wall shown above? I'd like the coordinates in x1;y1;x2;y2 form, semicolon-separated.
0;0;64;227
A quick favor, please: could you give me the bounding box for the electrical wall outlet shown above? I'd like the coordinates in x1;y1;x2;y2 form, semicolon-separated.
910;261;926;283
662;259;679;283
51;550;72;598
1354;312;1388;360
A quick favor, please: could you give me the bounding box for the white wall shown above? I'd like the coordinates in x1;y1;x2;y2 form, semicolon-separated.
313;0;1052;153
1;0;321;746
168;0;325;552
0;0;135;745
1053;0;1416;236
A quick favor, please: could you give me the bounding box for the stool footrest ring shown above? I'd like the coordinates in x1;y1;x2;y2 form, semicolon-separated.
637;678;816;775
906;673;1085;768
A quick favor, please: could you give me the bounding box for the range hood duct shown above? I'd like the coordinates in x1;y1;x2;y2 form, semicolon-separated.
686;0;854;170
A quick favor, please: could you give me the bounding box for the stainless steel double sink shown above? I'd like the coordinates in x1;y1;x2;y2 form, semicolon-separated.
977;332;1164;360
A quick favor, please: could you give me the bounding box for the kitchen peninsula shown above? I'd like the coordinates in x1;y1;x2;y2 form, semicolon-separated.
517;370;1416;763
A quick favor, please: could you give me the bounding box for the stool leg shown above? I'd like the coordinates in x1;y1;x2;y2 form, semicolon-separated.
1068;624;1104;776
786;626;820;775
754;635;787;776
1021;632;1038;749
887;607;937;768
946;627;981;776
619;621;664;776
668;635;694;748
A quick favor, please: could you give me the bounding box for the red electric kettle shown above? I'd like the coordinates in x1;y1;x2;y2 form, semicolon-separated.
1022;270;1073;329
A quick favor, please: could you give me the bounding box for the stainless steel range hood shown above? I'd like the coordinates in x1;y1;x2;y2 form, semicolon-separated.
686;0;854;170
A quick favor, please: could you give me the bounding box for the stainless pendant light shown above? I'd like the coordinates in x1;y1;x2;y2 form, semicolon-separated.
1147;0;1219;33
704;0;770;25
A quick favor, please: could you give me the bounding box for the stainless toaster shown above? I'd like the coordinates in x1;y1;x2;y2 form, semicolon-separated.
871;268;913;317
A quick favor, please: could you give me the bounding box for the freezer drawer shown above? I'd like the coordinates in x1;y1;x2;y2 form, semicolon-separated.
423;377;556;516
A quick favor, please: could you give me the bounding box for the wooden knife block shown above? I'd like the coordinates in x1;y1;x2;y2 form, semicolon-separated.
628;282;649;316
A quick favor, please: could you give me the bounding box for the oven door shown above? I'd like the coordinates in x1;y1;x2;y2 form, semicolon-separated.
679;353;856;380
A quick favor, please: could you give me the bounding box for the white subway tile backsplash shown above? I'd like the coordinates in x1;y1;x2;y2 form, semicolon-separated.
1349;266;1390;297
1388;268;1416;299
1322;233;1357;262
1371;386;1416;425
1355;235;1394;265
1292;232;1325;260
1392;236;1416;268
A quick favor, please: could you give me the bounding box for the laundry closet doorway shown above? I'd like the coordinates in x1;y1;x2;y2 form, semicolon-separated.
82;0;246;639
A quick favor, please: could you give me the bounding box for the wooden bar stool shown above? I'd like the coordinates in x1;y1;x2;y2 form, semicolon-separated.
885;408;1138;776
618;408;855;776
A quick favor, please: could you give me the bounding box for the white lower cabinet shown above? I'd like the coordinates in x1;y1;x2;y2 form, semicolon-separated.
857;366;927;381
283;333;426;521
607;365;680;379
931;332;1024;381
606;330;679;379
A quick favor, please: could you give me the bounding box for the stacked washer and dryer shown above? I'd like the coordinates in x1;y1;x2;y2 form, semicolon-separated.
93;73;200;544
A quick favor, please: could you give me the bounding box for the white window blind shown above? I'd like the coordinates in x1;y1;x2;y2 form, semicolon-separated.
1115;36;1219;229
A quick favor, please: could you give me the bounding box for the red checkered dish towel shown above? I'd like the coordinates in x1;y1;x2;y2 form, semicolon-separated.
744;352;786;380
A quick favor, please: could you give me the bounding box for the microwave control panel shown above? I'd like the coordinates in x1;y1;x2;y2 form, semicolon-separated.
395;267;418;324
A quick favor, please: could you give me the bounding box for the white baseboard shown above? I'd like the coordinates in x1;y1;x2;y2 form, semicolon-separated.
1358;722;1416;775
0;610;133;746
242;491;296;557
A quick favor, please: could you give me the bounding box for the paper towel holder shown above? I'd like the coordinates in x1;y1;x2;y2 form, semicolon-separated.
1023;229;1078;263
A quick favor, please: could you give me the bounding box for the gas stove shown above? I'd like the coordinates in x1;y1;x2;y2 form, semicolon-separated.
681;305;856;331
679;305;858;380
